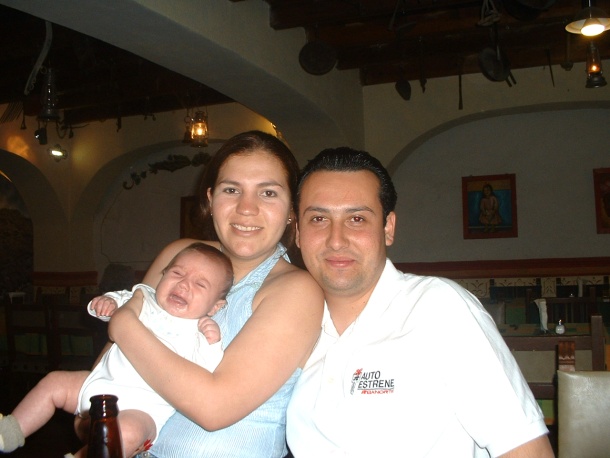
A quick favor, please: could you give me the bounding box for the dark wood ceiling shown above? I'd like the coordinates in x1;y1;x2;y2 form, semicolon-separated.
0;4;233;127
1;1;609;128
261;0;610;85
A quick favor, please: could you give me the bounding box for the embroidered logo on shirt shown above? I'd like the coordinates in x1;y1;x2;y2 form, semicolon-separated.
350;368;394;395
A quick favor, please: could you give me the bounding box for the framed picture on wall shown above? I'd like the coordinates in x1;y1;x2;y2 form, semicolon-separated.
462;174;518;239
180;195;201;238
593;168;610;234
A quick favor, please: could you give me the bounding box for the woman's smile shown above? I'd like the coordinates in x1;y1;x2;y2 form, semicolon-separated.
231;223;262;232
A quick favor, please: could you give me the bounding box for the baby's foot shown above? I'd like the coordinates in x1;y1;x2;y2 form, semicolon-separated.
0;413;25;452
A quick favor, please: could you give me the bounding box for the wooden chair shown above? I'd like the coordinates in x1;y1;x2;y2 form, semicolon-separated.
49;303;107;371
543;294;598;324
526;289;598;324
5;301;53;393
503;314;605;400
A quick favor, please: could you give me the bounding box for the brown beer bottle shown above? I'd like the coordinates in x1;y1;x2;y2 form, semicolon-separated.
87;394;124;458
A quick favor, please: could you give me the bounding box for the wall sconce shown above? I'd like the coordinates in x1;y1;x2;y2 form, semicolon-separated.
190;110;209;148
38;68;60;121
566;0;610;36
48;144;68;161
585;41;607;87
35;126;48;145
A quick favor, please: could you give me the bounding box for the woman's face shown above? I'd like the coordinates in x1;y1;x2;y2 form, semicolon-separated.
208;150;292;263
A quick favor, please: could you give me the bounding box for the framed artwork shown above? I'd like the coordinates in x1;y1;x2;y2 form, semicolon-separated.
593;168;610;234
180;195;200;238
462;173;518;239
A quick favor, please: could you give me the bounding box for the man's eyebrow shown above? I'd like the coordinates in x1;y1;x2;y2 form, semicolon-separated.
348;206;375;213
302;206;329;214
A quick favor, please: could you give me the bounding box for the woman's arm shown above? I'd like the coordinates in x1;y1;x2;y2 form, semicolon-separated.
109;262;323;430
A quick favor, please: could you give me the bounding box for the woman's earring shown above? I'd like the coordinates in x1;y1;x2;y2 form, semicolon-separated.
287;218;292;224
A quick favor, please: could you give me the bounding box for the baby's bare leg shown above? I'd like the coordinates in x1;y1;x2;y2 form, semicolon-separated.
11;370;89;437
117;409;157;457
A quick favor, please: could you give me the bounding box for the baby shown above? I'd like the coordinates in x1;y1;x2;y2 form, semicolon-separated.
0;242;233;456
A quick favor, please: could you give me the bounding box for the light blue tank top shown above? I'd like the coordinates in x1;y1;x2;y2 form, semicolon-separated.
148;244;300;457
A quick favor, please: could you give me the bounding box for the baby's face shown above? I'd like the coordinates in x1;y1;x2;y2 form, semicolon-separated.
156;251;226;319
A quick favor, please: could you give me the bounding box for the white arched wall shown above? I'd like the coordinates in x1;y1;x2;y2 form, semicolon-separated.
387;105;610;264
364;62;610;168
90;141;224;274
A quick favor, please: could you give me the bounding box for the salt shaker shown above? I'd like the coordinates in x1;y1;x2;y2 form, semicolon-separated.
555;319;565;335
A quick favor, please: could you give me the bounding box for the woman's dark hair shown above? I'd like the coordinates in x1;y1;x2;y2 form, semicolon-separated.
196;130;300;250
164;242;234;299
296;147;397;224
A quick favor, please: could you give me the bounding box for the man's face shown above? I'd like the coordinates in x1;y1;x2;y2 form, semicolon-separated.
297;170;395;300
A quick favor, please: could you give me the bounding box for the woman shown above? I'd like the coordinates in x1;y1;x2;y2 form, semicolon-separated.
108;131;324;456
479;183;501;232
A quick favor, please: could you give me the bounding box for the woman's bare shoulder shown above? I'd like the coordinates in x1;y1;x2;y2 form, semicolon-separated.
258;260;324;309
248;261;323;366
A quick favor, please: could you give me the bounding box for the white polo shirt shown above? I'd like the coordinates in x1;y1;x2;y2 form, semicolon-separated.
286;259;547;457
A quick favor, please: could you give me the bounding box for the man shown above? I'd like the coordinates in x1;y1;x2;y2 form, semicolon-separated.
287;147;554;457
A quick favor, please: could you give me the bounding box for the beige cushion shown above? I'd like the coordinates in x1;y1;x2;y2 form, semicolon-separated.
558;370;610;458
512;350;593;383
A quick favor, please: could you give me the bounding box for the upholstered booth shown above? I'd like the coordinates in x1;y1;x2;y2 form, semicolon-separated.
558;370;610;458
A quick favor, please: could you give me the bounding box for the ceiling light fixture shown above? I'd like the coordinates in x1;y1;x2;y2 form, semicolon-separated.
48;144;68;161
585;41;607;87
38;68;60;121
190;110;209;148
566;0;610;36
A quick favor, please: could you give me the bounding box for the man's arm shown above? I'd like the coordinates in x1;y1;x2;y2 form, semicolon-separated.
499;435;554;458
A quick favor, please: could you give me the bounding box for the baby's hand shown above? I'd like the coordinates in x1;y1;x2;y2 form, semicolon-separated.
90;295;118;318
198;316;221;344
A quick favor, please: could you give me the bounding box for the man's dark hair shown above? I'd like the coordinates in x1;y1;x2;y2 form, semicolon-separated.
296;147;397;223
